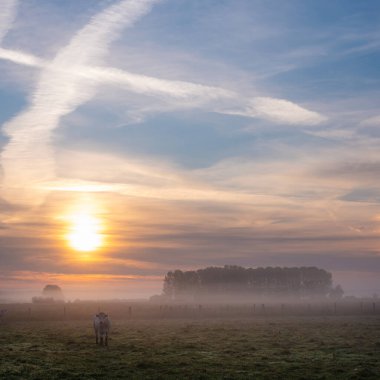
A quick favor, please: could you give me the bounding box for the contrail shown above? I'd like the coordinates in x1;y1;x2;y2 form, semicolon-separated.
0;46;233;101
0;47;44;67
0;0;326;206
0;0;18;43
0;0;160;204
0;46;324;122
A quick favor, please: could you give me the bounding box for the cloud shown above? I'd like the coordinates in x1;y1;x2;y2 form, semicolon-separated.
0;46;235;110
0;46;325;123
318;161;380;181
246;97;326;125
87;65;235;103
0;47;43;67
51;148;308;206
0;0;18;42
222;96;326;125
0;0;160;204
340;188;380;203
1;0;379;300
0;0;327;207
360;115;380;127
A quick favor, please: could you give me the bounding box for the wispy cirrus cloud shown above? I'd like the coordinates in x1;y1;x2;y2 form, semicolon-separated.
225;96;326;125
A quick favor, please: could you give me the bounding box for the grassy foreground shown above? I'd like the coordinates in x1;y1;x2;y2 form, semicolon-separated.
0;316;379;379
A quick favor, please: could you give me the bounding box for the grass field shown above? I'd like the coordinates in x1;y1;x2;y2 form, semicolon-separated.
0;315;379;379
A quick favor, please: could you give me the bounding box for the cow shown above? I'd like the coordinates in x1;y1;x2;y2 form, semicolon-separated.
93;312;111;346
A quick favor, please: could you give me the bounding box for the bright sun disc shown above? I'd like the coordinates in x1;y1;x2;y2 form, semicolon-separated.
67;214;103;252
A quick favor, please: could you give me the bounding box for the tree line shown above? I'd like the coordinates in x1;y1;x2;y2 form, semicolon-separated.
163;265;343;301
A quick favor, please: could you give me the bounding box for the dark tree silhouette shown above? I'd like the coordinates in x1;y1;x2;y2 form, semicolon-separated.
329;284;344;300
42;284;64;301
163;265;335;301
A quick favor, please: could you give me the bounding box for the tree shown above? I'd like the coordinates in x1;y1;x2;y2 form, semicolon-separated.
162;265;337;301
329;285;344;300
42;284;64;301
163;271;175;299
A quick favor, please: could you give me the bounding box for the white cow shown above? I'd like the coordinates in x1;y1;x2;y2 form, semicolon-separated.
93;312;111;346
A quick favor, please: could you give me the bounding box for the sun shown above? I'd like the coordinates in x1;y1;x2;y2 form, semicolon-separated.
67;213;103;252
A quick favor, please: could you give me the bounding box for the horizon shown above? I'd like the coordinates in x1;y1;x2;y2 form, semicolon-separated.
0;264;376;303
1;0;380;301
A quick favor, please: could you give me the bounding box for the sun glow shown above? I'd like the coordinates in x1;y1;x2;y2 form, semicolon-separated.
67;213;103;252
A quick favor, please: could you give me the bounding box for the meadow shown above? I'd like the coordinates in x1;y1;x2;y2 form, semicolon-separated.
0;304;379;379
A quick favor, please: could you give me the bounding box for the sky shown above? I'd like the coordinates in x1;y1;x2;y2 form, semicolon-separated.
0;0;379;301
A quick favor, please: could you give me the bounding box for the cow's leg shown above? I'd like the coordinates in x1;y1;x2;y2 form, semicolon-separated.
100;336;103;346
105;333;108;347
95;332;98;344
